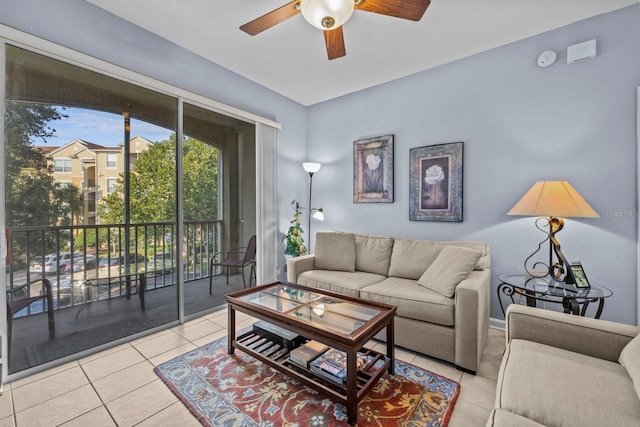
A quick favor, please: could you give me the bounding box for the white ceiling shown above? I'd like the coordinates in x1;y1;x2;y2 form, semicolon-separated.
87;0;637;106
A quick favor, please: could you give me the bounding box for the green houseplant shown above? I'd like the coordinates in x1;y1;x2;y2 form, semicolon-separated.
284;199;307;257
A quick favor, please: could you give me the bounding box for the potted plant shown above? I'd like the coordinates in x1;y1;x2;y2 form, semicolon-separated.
284;199;307;257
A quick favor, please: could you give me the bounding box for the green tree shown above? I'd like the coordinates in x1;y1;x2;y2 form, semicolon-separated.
183;137;218;221
4;101;67;227
54;184;84;226
98;135;218;224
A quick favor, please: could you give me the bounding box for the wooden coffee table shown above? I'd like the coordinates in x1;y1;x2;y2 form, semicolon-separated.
225;281;397;425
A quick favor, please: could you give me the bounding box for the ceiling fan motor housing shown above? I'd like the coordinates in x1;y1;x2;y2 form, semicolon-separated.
300;0;355;30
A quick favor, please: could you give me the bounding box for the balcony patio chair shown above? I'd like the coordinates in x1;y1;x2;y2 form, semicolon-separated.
209;235;257;293
6;278;55;357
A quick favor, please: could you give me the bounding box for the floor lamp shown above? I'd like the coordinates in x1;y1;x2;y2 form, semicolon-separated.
303;162;324;250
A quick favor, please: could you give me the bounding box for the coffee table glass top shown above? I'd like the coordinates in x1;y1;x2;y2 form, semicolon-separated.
237;284;381;335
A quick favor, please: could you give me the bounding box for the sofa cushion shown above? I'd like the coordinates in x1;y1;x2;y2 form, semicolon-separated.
388;239;442;280
620;333;640;400
297;270;386;298
314;232;356;272
355;234;394;276
360;277;455;326
497;339;640;427
417;245;482;298
436;241;489;271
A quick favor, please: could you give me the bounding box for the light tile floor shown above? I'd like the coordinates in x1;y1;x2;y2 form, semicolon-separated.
0;309;506;426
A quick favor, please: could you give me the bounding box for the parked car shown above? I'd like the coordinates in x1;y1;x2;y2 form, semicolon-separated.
94;254;149;278
29;252;85;275
50;277;86;308
98;253;147;269
149;251;188;273
72;254;97;272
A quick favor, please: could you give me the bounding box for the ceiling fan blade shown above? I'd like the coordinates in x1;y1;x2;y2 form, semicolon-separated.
324;27;346;60
240;1;301;36
355;0;431;21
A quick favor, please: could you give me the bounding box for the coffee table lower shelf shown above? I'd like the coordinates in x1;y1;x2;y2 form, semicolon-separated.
233;330;392;414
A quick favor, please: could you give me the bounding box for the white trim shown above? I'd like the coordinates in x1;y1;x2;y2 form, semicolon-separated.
490;317;506;331
637;86;639;326
0;24;281;130
0;39;7;390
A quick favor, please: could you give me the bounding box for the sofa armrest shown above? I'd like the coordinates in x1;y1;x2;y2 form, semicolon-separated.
454;268;491;372
286;254;316;283
506;304;640;362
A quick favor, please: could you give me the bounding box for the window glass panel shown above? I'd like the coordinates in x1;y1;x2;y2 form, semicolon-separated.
182;102;255;316
106;153;117;168
54;159;72;172
4;45;178;375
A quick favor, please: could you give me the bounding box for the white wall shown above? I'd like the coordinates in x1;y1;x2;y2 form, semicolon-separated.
306;5;640;324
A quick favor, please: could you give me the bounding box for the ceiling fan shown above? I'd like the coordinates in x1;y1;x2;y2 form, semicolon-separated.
240;0;431;60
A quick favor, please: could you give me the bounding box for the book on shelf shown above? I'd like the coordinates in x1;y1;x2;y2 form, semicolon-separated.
308;348;372;385
289;340;330;368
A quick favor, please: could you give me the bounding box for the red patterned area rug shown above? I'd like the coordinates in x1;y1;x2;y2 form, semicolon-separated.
154;336;460;426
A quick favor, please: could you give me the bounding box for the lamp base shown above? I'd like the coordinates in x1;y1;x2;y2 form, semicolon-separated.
524;217;575;284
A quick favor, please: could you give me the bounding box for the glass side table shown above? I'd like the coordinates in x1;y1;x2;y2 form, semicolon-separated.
497;273;613;319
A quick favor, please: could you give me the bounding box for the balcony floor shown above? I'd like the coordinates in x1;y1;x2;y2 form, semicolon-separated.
8;273;248;374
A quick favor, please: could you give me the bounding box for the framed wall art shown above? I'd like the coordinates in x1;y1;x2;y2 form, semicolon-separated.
409;142;463;222
353;134;394;203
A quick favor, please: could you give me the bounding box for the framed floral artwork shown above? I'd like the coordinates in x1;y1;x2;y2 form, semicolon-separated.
353;134;394;203
409;142;463;222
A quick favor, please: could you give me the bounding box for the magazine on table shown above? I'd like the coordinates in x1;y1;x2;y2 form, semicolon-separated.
309;348;372;384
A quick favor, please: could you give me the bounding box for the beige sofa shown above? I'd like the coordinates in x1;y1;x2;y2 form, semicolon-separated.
488;304;640;426
286;231;491;373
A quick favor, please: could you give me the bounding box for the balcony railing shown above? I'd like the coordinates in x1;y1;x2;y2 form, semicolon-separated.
5;220;222;316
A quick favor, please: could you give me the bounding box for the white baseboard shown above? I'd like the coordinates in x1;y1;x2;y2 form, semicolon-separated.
490;317;505;330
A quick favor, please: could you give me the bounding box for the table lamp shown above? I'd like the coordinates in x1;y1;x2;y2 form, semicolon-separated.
507;181;599;283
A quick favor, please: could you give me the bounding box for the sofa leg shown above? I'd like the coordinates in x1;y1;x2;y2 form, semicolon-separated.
455;365;476;375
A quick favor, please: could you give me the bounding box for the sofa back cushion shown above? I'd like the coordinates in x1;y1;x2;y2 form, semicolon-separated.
437;241;490;271
388;239;442;280
417;245;482;297
619;333;640;400
355;234;394;276
388;239;489;280
314;232;356;272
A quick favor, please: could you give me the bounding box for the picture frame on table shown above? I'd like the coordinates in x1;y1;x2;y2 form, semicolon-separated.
569;262;591;288
409;142;463;222
353;134;394;203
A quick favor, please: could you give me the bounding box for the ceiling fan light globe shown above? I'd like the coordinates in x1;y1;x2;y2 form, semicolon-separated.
300;0;355;30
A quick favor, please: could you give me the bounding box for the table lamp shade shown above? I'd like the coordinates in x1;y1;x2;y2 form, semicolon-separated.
507;181;599;218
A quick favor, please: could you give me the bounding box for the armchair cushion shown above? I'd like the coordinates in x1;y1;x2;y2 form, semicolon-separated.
417;245;482;298
497;338;639;427
314;232;356;272
620;333;640;399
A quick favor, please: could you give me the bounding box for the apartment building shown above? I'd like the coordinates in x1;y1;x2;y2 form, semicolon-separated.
41;136;153;224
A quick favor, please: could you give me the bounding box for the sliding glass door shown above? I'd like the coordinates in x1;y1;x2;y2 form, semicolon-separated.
2;44;256;376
